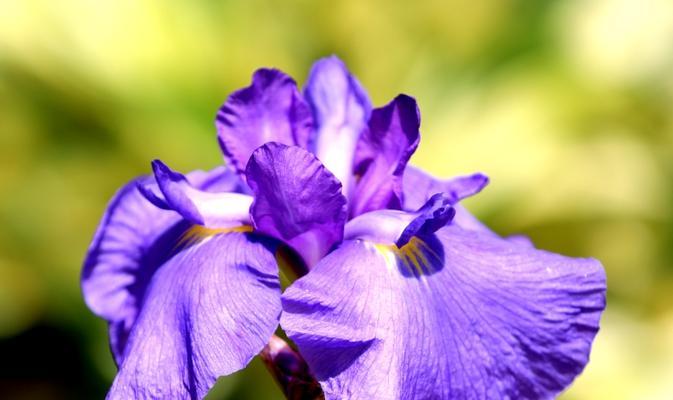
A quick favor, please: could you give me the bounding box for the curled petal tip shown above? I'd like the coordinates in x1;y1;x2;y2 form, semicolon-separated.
397;193;455;247
135;178;170;210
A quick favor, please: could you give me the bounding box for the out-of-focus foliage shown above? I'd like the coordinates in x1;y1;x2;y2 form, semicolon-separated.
1;0;672;398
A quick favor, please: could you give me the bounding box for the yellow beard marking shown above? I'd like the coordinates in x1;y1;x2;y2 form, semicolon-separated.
176;224;253;249
374;237;442;277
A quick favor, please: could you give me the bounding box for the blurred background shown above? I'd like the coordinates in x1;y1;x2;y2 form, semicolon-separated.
1;0;672;398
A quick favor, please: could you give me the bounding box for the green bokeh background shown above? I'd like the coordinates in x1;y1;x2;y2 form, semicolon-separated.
1;0;673;398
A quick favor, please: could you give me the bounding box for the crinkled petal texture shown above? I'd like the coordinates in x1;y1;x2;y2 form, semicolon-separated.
281;225;606;400
246;142;347;268
216;68;313;174
82;167;249;364
351;95;420;217
108;232;281;400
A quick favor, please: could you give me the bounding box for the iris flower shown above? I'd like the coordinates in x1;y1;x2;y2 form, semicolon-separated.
82;56;606;399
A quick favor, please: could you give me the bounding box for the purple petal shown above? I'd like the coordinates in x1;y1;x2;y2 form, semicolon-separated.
304;56;371;199
281;226;606;399
216;68;313;174
396;193;455;246
137;166;250;211
186;165;251;194
351;95;420;216
108;232;281;399
344;193;455;247
403;165;492;234
82;168;242;363
403;165;489;209
450;203;498;236
246;142;347;269
507;234;535;247
136;179;171;210
146;160;253;228
83;177;184;364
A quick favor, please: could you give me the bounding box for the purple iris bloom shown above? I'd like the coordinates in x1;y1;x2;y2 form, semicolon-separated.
82;56;606;399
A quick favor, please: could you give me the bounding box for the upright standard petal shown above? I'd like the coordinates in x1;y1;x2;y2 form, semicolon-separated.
216;68;313;174
144;160;253;228
281;225;606;399
304;56;372;198
82;167;245;363
350;95;420;217
108;232;282;400
246;142;347;269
